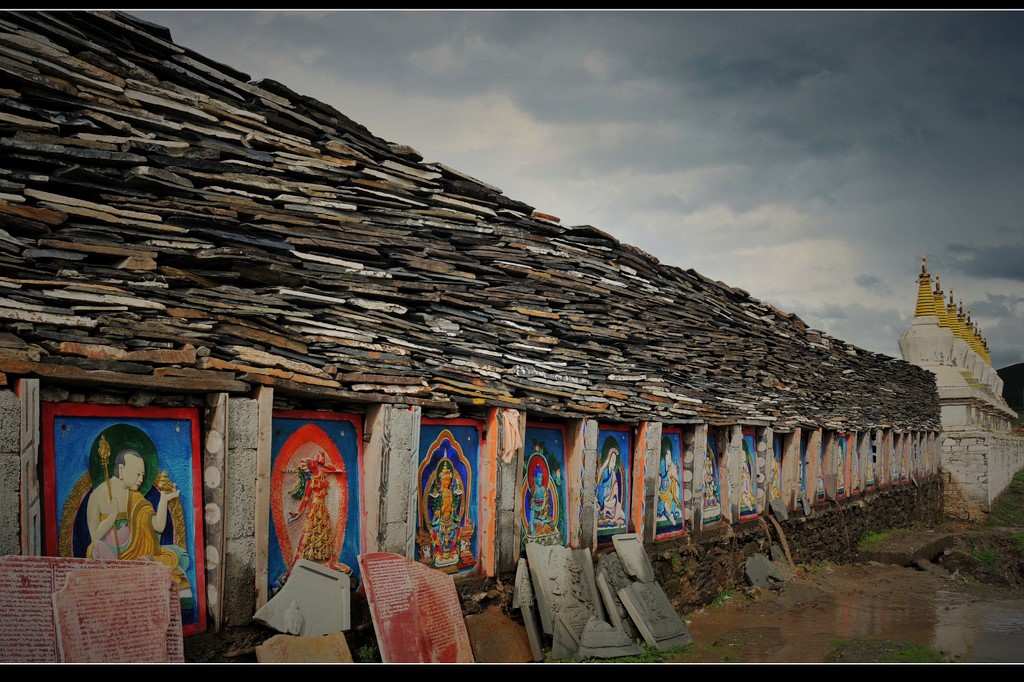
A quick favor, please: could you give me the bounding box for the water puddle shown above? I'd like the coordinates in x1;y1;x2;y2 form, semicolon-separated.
678;565;1024;663
932;592;1024;662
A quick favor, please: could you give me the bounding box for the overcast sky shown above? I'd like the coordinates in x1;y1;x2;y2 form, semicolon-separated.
132;10;1024;370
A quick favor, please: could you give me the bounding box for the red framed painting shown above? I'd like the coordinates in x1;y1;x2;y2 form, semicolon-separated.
42;402;207;635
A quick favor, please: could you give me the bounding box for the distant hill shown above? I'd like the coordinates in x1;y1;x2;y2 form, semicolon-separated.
998;363;1024;413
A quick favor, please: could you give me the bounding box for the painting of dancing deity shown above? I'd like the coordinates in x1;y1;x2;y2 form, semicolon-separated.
416;420;480;575
269;411;362;597
520;423;568;552
655;429;685;538
595;425;631;544
701;429;722;526
739;429;758;520
43;402;206;635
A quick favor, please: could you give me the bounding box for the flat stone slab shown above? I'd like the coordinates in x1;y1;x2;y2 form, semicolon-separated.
595;551;640;642
769;498;789;521
512;557;545;661
54;566;178;663
358;552;474;663
857;529;955;566
576;617;643;661
611;533;655;583
745;553;771;588
255;632;354;663
253;558;351;636
618;581;694;650
525;542;603;660
0;555;183;663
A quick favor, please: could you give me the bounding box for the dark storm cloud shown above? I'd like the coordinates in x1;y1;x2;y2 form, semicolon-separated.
855;275;893;296
968;293;1024;319
938;244;1024;282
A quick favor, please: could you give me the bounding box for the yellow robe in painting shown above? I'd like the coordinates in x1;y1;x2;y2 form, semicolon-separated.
88;489;191;592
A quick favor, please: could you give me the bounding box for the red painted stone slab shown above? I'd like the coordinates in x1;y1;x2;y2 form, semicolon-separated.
357;552;473;663
0;555;183;663
54;566;175;662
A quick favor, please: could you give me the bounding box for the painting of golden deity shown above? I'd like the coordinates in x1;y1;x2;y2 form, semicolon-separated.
656;429;685;538
416;421;479;575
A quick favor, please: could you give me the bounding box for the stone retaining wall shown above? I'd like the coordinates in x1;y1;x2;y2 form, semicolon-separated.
942;431;1024;521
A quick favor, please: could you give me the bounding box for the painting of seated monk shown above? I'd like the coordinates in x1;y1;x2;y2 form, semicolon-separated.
43;403;206;635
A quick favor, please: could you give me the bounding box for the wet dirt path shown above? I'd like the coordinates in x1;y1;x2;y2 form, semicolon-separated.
673;562;1024;663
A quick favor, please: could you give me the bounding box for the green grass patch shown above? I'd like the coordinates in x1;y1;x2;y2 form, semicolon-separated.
986;469;1024;527
857;529;895;549
970;546;997;566
354;643;379;663
668;641;745;663
709;589;735;608
563;642;695;663
826;638;949;663
1010;533;1024;556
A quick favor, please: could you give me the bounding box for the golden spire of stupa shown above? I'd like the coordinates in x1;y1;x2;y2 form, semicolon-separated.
966;310;984;356
932;274;949;327
955;299;972;343
913;256;937;317
946;289;958;333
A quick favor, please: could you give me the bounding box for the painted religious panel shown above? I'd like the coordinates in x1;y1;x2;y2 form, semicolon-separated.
702;428;723;526
864;434;876;491
416;420;480;575
798;431;809;507
596;424;631;544
914;435;924;478
836;433;848;499
880;430;888;483
655;428;685;539
816;436;826;502
849;434;861;495
521;422;568;551
904;435;912;482
42;402;206;635
738;429;758;520
269;410;362;597
888;434;898;485
770;433;783;503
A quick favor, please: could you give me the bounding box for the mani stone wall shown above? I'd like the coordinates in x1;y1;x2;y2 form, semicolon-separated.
941;432;1024;522
649;478;944;612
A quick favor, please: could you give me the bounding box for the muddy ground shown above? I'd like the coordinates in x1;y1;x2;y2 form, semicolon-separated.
184;524;1024;663
670;524;1024;663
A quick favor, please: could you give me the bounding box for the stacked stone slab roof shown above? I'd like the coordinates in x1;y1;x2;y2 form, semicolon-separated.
0;11;940;431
